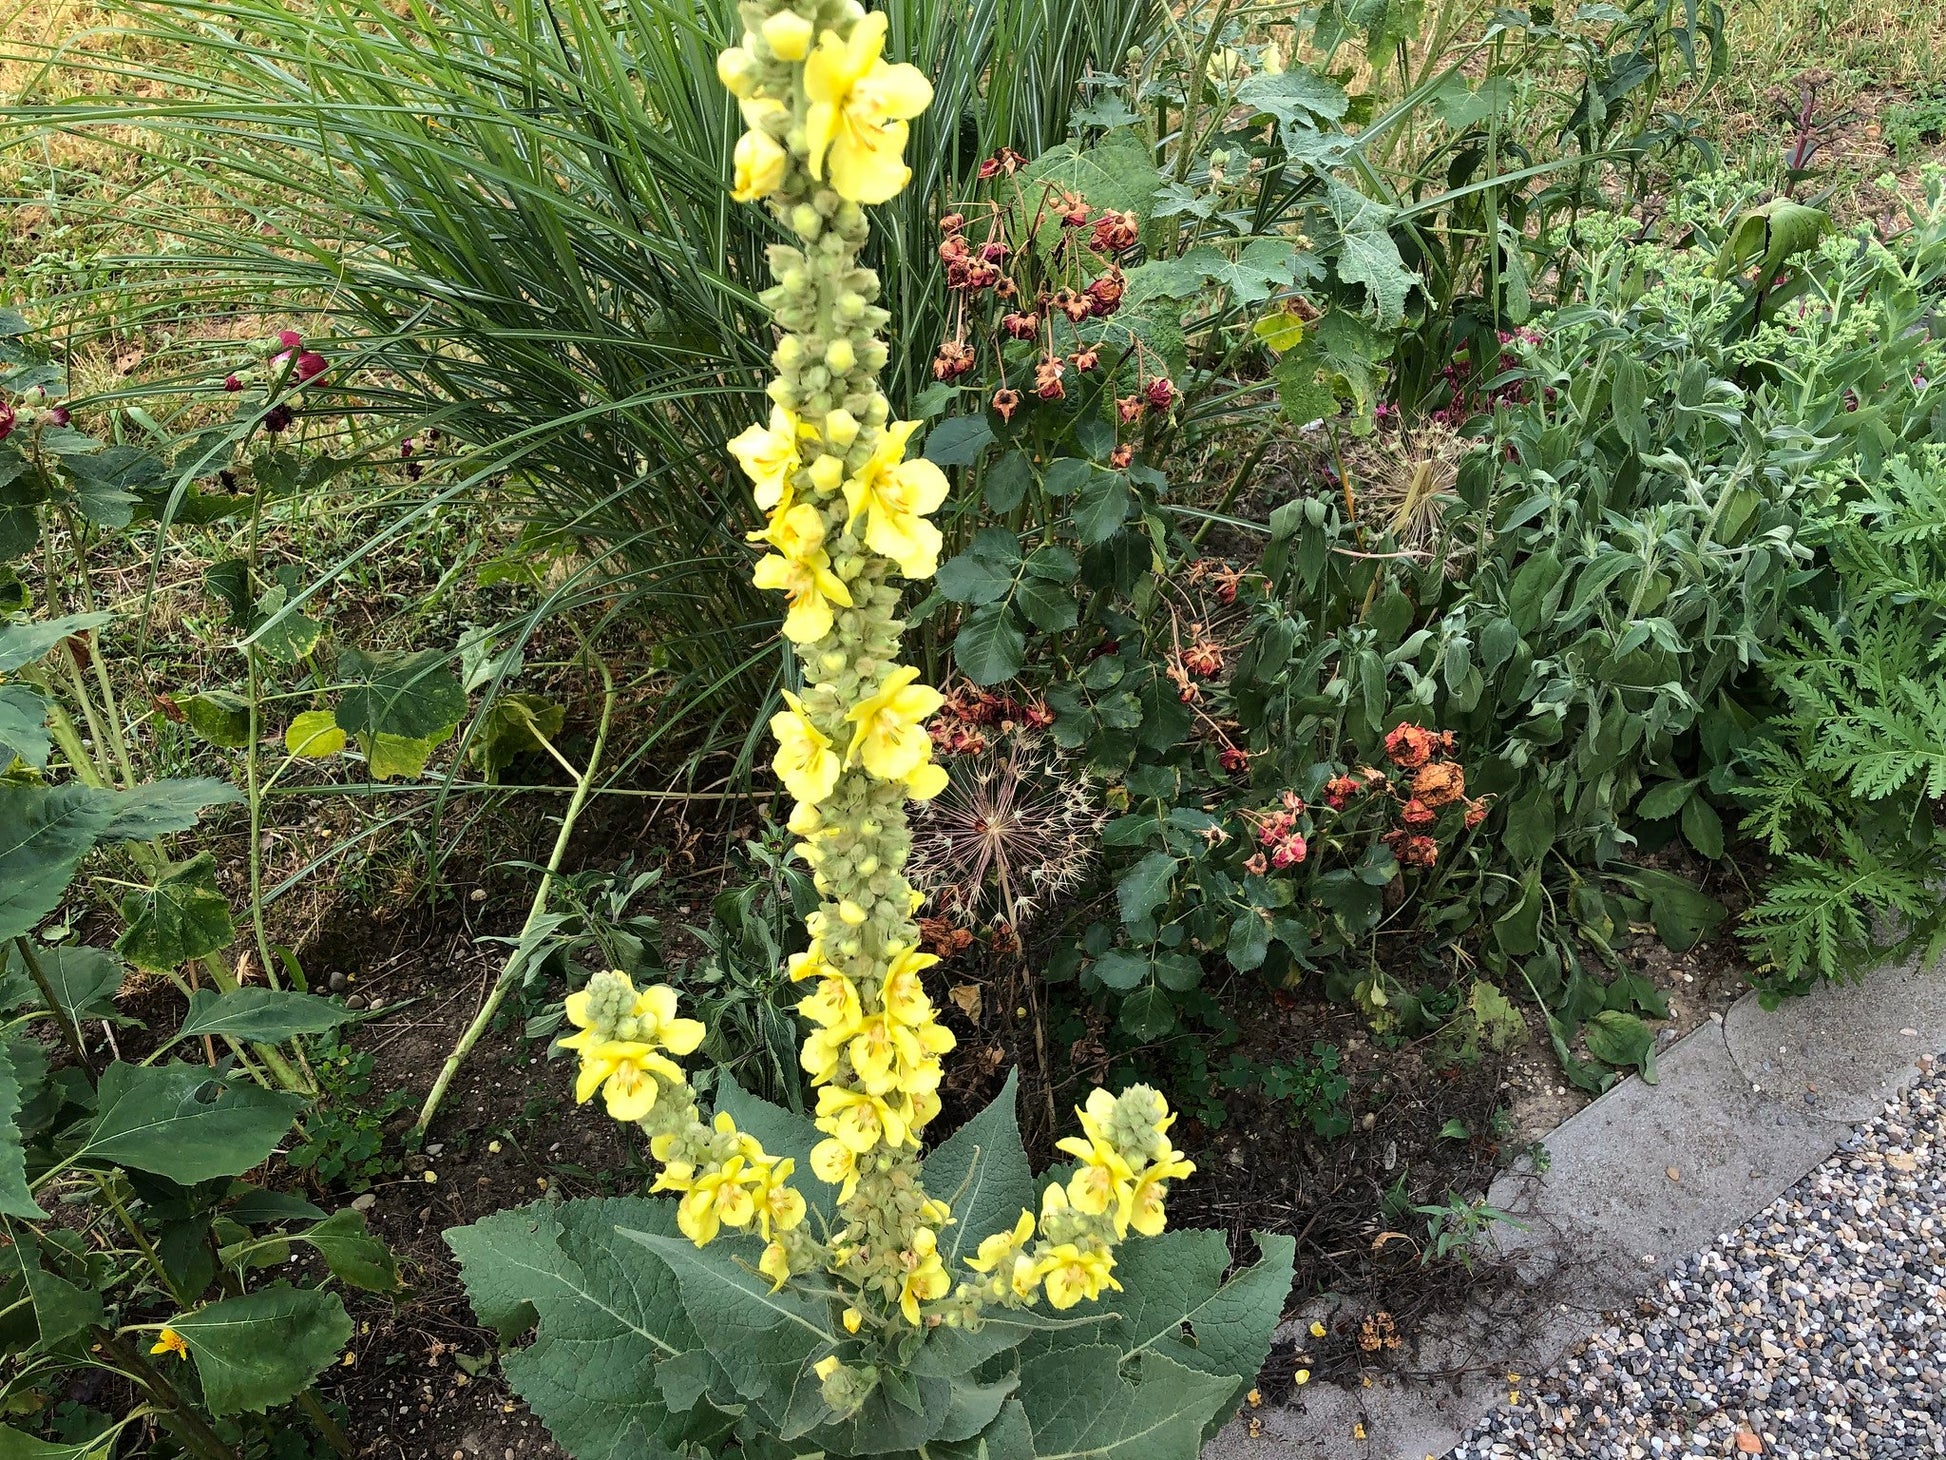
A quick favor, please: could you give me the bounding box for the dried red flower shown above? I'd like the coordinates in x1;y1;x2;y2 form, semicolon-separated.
1411;761;1466;809
994;276;1019;300
1002;311;1041;341
939;235;970;264
978;148;1027;179
1086;271;1126;316
1109;443;1133;469
1182;641;1223;678
980;240;1010;265
992;388;1022;422
939;212;966;234
1144;376;1177;410
1270;834;1308;869
933;340;977;381
1384;723;1440;769
1116;395;1145;424
1052;288;1091;323
1219;746;1251;774
1033;357;1066;401
1090;209;1139;252
1071;347;1100;372
1400;798;1436;829
1323;774;1362;810
918;915;975;957
1464;802;1487;830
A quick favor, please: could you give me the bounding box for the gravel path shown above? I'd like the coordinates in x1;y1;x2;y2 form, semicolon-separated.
1450;1058;1943;1459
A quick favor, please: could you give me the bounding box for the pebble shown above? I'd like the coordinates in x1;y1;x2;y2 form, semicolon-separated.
1450;1064;1943;1459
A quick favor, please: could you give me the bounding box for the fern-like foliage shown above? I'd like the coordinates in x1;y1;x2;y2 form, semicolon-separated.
1737;446;1946;996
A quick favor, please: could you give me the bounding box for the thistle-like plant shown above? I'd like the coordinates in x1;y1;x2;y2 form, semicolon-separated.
446;5;1291;1455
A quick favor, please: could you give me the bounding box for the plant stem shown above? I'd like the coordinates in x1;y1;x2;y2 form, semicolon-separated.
13;936;93;1076
96;1331;240;1460
297;1386;352;1457
95;1173;191;1308
413;650;615;1136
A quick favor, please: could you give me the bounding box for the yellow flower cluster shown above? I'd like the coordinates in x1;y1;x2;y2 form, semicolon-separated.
962;1087;1194;1310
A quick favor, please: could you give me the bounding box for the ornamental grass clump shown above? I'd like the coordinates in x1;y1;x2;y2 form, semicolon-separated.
447;5;1292;1456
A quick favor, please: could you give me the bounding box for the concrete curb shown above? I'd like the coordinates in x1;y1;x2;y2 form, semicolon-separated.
1203;951;1946;1460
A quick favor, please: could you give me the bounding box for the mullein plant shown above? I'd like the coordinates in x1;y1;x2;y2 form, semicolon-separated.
449;6;1293;1454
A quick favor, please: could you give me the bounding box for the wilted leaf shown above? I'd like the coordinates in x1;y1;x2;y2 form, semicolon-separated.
185;690;252;749
468;693;565;780
283;709;345;758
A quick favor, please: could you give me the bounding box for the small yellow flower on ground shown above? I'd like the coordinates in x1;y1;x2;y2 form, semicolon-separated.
803;12;934;204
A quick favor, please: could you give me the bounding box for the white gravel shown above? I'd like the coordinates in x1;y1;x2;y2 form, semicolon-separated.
1451;1059;1944;1459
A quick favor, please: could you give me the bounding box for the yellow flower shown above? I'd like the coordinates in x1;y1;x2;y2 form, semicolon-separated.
803;12;934;205
566;1040;682;1122
771;691;840;804
753;1159;807;1239
758;1240;792;1290
1128;1154;1194;1237
1039;1243;1120;1310
1262;41;1286;75
814;1355;841;1381
811;1136;861;1201
1057;1137;1136;1233
845;665;943;781
880;944;940;1025
677;1156;760;1245
965;1208;1036;1275
798;971;863;1032
751;504;853;643
842;421;949;578
731;128;789;203
816;1084;908;1152
899;1227;952;1324
760;9;813;60
728;406;810;512
904;760;949;801
800;1024;849;1084
842;1306;863;1333
151;1327;189;1360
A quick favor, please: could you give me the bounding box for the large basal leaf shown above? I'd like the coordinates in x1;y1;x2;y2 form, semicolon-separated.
0;685;50;770
1015;1345;1237;1459
1323;180;1417;329
621;1227;834;1423
0;785;119;942
0;1045;42;1219
920;1070;1034;1270
115;852;237;972
333;646;466;742
0;1222;102;1351
78;1063;305;1184
171;1283;350;1416
177;987;353;1044
0;613;111;675
1021;129;1161;237
446;1198;723;1460
1095;1229;1294;1411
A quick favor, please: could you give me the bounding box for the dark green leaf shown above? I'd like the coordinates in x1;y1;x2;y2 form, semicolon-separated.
179;988;353;1043
1116;851;1176;924
1073;468;1134;546
1502;788;1556;867
116;853;237;972
952;603;1026;687
173;1284;351;1416
921;1070;1034;1271
0;1046;45;1220
1119;985;1177;1041
922;415;994;467
5;944;122;1026
333;647;466;743
297;1209;399;1291
0;686;50;769
1680;795;1725;861
1584;1010;1656;1082
0;1224;100;1349
79;1062;305;1184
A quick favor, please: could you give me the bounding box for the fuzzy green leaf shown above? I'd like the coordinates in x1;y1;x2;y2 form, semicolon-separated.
922;1071;1035;1271
172;1284;351;1415
1016;1346;1236;1459
0;1046;42;1219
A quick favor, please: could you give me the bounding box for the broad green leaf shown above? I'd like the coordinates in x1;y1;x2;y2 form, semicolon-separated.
0;785;118;942
0;1045;42;1219
172;1284;350;1416
1681;795;1725;861
1116;851;1177;924
116;853;236;972
446;1198;722;1459
179;988;353;1043
94;778;241;841
248;583;322;664
1714;197;1832;284
63;446;163;530
931;1397;1034;1460
952;603;1026;687
1235;65;1350;125
333;646;466;742
1635;777;1697;820
1616;868;1727;953
360;729;446;781
4;945;121;1027
1273;341;1341;425
283;709;345;758
0;685;50;769
1014;574;1077;633
1502;788;1556;867
622;1227;834;1417
1097;1230;1293;1411
1119;985;1177;1041
79;1062;305;1183
1584;1009;1657;1083
0;613;111;674
295;1209;399;1291
1022;129;1161;232
921;1071;1034;1270
922;415;994;468
467;693;565;780
1016;1346;1234;1460
0;1222;101;1349
1072;468;1133;546
1324;181;1416;329
0;1425;113;1459
185;690;252;749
